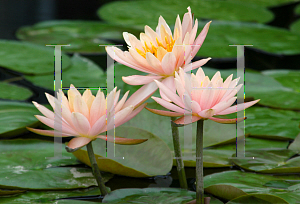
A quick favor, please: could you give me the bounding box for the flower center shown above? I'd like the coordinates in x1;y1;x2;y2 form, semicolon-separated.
136;35;175;61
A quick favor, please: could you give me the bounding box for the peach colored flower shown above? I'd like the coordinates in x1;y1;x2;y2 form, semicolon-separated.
27;84;155;151
106;7;211;101
146;68;260;124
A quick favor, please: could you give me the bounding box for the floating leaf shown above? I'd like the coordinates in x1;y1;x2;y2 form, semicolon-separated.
73;126;173;177
0;138;81;170
0;82;32;101
227;194;288;204
229;0;299;7
16;21;140;54
0;40;71;75
98;0;273;29
0;101;41;137
204;170;300;202
0;167;112;190
0;189;25;196
244;107;300;140
0;187;102;203
196;21;300;58
102;188;223;204
24;54;107;91
231;149;300;173
288;132;300;151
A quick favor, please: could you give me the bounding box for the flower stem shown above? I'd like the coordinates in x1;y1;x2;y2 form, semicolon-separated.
196;119;204;204
86;141;108;196
171;117;188;189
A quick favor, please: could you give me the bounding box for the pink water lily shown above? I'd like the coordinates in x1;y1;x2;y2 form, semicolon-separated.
27;84;155;152
146;68;260;124
106;7;211;101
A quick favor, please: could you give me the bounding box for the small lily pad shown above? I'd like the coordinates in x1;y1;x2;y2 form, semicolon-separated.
73;126;173;177
0;40;71;75
0;101;41;137
16;21;140;54
102;188;223;204
0;82;32;101
24;54;107;91
231;149;300;173
98;0;273;29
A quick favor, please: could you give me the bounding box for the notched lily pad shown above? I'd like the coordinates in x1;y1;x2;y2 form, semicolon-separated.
102;188;223;204
0;101;41;137
230;149;300;173
16;20;140;54
0;40;71;75
0;81;33;101
73;126;173;177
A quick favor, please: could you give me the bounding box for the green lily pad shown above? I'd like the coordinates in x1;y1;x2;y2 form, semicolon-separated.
0;82;32;101
288;132;300;151
210;137;289;151
196;21;300;58
0;101;41;137
0;189;25;196
204;170;300;202
98;0;273;29
16;21;140;54
244;107;300;140
0;40;71;75
25;54;107;92
295;4;300;15
0;167;112;190
231;149;300;173
102;188;223;204
227;194;288;204
73;126;173;177
0;187;103;203
0;138;81;170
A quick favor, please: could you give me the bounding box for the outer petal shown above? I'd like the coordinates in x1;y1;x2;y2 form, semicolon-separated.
97;135;147;145
160;76;176;102
152;96;185;113
183;58;211;72
115;91;129;112
122;75;163;85
144;25;159;46
71;112;91;136
26;127;72;137
73;95;89;120
123;81;158;108
217;99;260;115
89;115;107;136
145;107;184;117
108;105;134;130
191;21;212;59
66;137;91;153
32;101;54;120
146;52;163;73
120;103;147;125
197;109;216;118
199;81;215;110
89;89;105;126
173;115;202;125
209;117;246;124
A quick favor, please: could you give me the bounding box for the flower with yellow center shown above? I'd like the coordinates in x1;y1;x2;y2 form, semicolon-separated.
106;7;211;102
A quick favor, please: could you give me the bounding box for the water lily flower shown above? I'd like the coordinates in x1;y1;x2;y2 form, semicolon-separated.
146;68;260;125
106;7;211;101
27;84;154;152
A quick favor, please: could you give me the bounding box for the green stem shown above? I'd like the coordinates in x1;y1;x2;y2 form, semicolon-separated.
86;141;108;196
196;120;204;204
171;117;188;189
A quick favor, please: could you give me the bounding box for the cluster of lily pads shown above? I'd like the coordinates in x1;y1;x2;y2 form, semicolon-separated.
0;0;300;204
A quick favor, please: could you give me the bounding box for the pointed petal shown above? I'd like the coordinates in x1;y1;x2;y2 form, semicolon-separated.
73;95;89;120
174;15;182;41
129;47;158;73
123;81;158;108
26;127;72;137
82;89;93;104
159;16;172;36
89;115;107;136
199;81;215;110
159;76;176;102
115;91;129;112
198;109;216;118
71;112;91;136
182;7;193;37
121;103;147;124
152;96;185;113
66;137;91;153
122;75;163;85
32;101;54;120
90;89;105;126
108;105;134;129
127;32;144;50
144;25;159;45
191;100;201;113
183;58;211;72
189;18;198;44
97;135;147;145
174;115;202;125
217;99;260;115
146;52;163;72
209;117;246;124
191;21;212;58
145;107;183;117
